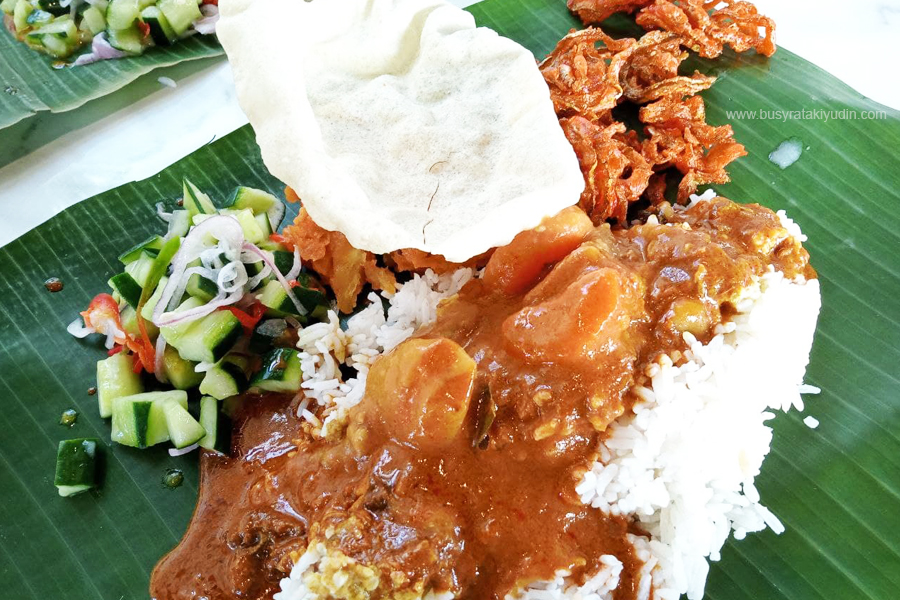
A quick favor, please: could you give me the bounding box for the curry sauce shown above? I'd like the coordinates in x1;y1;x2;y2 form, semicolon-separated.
151;198;813;600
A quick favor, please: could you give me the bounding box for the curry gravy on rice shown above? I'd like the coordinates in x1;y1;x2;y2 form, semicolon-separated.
151;197;813;600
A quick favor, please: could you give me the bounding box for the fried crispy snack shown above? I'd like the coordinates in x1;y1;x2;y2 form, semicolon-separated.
635;0;775;58
571;0;775;59
282;209;396;313
640;95;747;202
387;248;490;274
567;0;652;24
561;116;652;222
620;31;715;104
539;28;635;122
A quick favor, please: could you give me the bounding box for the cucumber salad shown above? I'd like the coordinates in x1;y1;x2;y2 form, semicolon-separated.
58;181;328;496
1;0;217;61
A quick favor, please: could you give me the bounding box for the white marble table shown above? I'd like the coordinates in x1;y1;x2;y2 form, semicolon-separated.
0;0;897;247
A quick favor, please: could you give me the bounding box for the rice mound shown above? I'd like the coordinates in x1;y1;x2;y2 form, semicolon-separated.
276;192;822;600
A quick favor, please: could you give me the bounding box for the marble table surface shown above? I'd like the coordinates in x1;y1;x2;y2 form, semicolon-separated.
0;0;897;247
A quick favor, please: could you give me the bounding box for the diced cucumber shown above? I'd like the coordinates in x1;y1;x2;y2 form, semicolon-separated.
81;5;106;34
166;209;191;239
110;396;152;448
55;439;100;497
255;212;274;239
105;0;138;30
257;239;288;253
182;179;217;217
107;24;145;54
36;0;67;16
160;397;206;448
225;186;278;215
157;0;200;36
140;5;176;45
13;0;34;31
199;396;231;454
251;348;302;393
111;391;188;448
259;276;325;315
118;235;163;265
169;310;242;364
270;250;295;278
140;275;168;321
162;345;203;390
199;361;247;400
97;352;143;418
186;271;218;303
40;32;72;57
121;305;159;339
0;0;18;16
219;208;265;244
124;250;156;287
108;272;142;308
158;296;204;346
25;9;52;25
249;318;288;354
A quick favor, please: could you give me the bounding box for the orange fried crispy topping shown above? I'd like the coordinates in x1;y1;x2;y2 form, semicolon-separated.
620;31;715;104
387;248;490;275
282;208;396;313
636;0;775;59
561;116;652;222
640;95;747;202
567;0;652;25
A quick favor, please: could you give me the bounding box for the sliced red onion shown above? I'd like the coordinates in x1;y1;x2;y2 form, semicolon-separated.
67;318;94;338
242;242;307;316
154;335;169;384
168;443;199;457
152;215;244;325
284;316;302;329
192;4;218;35
285;247;302;281
217;261;248;294
155;288;243;327
73;33;127;66
156;202;173;222
4;14;16;35
246;264;272;290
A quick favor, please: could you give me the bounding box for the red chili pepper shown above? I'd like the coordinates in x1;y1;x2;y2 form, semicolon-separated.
269;233;292;249
137;21;151;40
108;346;124;356
132;355;144;374
202;0;218;4
221;302;265;334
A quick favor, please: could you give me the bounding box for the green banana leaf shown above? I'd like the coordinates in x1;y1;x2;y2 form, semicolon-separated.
0;26;222;129
0;0;898;598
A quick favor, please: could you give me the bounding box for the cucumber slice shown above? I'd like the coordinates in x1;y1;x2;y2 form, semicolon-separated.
96;352;143;418
258;276;325;316
105;0;138;30
158;296;204;346
124;250;157;287
81;5;106;34
225;186;278;215
13;0;34;31
157;0;200;36
55;439;100;497
108;272;142;308
251;348;303;393
186;271;218;303
160;398;206;448
272;250;295;276
249;318;288;354
255;212;274;239
166;210;191;239
0;0;18;16
107;24;145;54
140;275;168;321
170;310;243;364
219;208;265;244
199;396;231;454
199;361;247;400
140;5;176;45
40;32;73;57
162;345;203;390
111;391;188;448
118;235;163;265
25;9;52;25
182;179;217;217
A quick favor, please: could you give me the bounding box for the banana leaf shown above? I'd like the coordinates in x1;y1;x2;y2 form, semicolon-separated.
0;0;898;598
0;26;222;129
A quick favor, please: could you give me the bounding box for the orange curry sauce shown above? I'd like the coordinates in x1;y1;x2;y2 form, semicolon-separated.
151;198;813;600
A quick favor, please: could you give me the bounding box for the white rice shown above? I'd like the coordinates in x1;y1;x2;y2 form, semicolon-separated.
278;193;822;600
